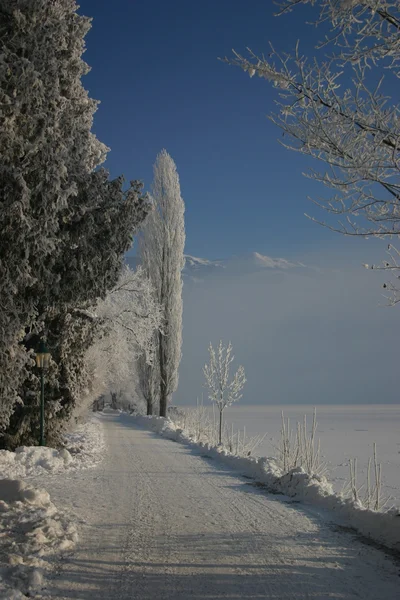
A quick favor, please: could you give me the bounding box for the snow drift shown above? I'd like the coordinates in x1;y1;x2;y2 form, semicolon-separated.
0;416;105;598
0;479;78;599
0;418;104;480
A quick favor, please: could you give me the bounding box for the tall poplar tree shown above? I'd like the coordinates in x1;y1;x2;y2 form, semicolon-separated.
139;150;185;417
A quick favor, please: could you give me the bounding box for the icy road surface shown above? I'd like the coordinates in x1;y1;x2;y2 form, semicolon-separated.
40;413;399;599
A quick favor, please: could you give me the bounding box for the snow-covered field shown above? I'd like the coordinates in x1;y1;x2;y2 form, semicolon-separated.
138;411;400;553
212;404;400;507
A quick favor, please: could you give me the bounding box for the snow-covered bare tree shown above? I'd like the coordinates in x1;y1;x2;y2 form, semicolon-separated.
224;1;400;301
85;266;163;409
0;1;150;448
203;341;246;445
138;150;186;417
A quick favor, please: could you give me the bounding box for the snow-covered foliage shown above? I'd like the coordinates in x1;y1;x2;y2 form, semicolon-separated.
0;1;149;448
225;1;400;299
4;178;149;450
135;414;400;553
138;150;186;416
45;177;148;438
203;341;246;443
0;0;105;435
85;266;163;410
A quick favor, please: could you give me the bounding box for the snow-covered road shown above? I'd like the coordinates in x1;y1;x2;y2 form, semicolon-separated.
39;413;399;599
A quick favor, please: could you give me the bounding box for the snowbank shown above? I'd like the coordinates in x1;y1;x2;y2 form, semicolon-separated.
135;415;400;553
0;417;105;480
0;479;78;599
0;417;105;598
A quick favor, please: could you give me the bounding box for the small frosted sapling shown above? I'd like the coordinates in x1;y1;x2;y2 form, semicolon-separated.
203;341;246;445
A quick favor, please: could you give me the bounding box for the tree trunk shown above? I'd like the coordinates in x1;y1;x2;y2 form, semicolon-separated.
159;381;168;417
159;329;168;417
219;409;223;445
146;397;153;416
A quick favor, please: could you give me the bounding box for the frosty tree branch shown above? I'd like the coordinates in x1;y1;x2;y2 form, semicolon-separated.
276;0;400;76
223;0;400;300
86;266;163;404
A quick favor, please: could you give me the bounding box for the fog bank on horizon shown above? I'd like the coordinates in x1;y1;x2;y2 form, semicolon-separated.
174;245;399;408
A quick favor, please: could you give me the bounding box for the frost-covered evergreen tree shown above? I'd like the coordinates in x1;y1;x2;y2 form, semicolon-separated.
0;0;104;435
0;1;149;447
138;151;186;417
10;177;149;449
5;149;149;450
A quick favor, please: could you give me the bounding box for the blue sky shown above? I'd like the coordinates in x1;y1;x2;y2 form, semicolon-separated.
78;1;398;406
78;0;343;261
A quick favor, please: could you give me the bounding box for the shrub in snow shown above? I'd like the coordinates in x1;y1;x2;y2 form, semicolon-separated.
275;408;327;478
138;150;185;417
344;442;388;512
168;402;266;456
